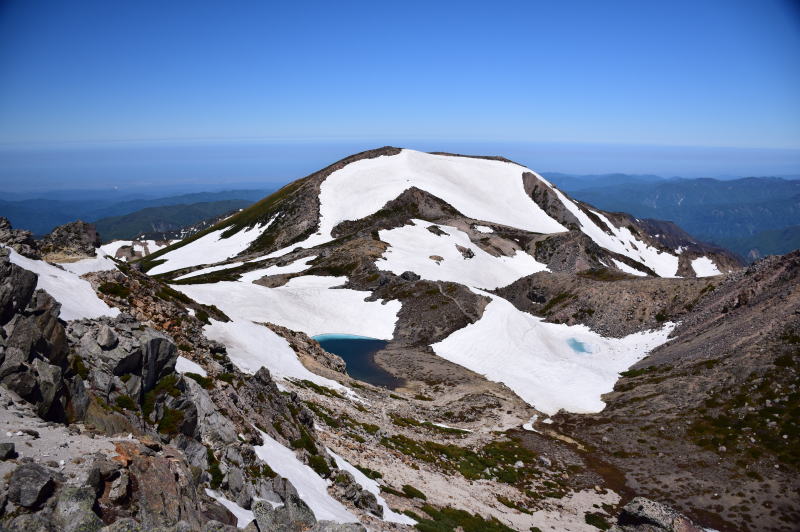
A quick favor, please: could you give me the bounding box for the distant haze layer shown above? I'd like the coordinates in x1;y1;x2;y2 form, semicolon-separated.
1;140;799;196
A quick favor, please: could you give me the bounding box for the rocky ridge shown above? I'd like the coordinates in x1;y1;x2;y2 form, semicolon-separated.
0;231;380;530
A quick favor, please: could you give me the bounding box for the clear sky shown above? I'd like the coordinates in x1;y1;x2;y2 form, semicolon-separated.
0;0;799;190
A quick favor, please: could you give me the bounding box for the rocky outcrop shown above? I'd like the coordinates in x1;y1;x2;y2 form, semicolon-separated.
39;221;101;261
0;249;81;422
66;315;178;408
523;171;580;230
0;218;40;259
611;497;702;532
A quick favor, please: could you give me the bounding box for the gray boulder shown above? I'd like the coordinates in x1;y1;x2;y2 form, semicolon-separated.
54;486;104;532
253;494;316;532
335;470;382;518
400;271;420;281
97;325;119;350
7;463;54;508
201;520;237;532
613;497;703;532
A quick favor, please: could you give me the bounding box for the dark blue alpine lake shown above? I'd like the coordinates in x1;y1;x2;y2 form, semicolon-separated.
312;334;403;389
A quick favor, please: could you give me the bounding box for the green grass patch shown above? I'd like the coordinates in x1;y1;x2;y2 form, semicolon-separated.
157;407;184;435
98;282;130;299
584;512;611;530
380;434;538;485
207;448;224;489
402;484;427;500
415;505;515;532
185;372;213;389
114;394;137;410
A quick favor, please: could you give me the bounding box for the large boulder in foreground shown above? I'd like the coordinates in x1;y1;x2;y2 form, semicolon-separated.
7;463;55;508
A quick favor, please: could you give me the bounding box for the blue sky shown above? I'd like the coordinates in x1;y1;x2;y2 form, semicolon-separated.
0;0;799;189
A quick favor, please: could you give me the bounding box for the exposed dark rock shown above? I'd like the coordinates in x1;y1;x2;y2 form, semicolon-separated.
39;221;101;260
0;218;40;259
0;441;16;460
400;271;420;281
0;248;38;325
455;244;475;259
7;463;55;508
126;444;235;530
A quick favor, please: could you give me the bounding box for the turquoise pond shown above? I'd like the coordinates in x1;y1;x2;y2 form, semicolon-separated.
312;334;403;389
567;338;591;353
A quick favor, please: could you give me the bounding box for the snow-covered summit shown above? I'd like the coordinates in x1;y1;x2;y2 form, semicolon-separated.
144;148;733;279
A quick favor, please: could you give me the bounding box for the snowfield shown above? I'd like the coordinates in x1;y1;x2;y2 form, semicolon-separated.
692;256;722;277
200;318;353;396
59;251;118;276
316;149;567;237
4;246;120;321
174;261;247;280
254;430;358;524
176;275;400;340
432;291;675;415
376;219;547;289
149;223;266;275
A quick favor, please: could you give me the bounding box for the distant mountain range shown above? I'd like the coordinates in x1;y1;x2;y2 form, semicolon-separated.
0;189;272;239
93;200;253;241
543;173;800;261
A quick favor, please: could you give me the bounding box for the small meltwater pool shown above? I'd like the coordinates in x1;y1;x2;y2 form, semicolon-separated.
567;337;591;354
312;334;403;389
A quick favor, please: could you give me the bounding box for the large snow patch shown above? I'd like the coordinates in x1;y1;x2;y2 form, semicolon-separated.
176;275;400;340
4;247;120;321
691;256;722;277
432;291;675;415
149;224;266;275
254;430;358;524
376;219;547;289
